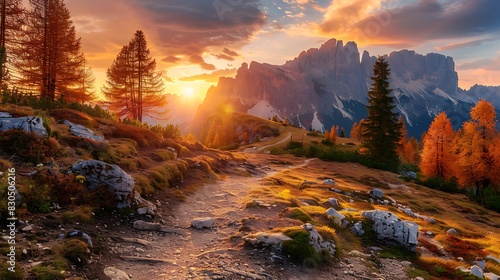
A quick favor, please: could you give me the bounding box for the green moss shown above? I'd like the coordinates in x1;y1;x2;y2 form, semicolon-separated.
31;266;65;280
286;208;312;223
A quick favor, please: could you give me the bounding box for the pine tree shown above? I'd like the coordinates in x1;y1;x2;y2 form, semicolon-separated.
361;57;401;170
0;0;23;87
13;0;91;101
103;30;166;122
420;112;455;179
339;127;346;138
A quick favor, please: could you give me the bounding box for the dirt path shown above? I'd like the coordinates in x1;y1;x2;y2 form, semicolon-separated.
101;155;408;280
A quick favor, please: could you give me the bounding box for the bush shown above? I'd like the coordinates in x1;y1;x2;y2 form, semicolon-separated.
61;239;90;267
481;185;500;212
416;176;461;193
0;130;62;164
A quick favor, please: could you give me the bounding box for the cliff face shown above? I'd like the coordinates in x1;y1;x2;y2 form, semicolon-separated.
194;38;499;137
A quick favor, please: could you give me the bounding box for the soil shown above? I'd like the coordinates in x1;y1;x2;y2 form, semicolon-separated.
80;153;411;280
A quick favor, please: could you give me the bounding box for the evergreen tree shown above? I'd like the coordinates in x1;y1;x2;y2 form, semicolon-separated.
339;127;345;138
361;57;401;170
103;30;166;122
0;0;24;87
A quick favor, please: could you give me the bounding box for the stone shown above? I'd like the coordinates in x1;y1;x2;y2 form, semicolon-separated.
362;210;419;251
484;272;499;280
104;267;131;280
71;160;134;204
469;265;484;279
63;120;106;142
487;255;500;265
323;179;336;185
351;221;364;236
0;115;48;136
370;188;384;198
131;191;157;215
446;228;457;235
329;188;342;193
328;198;339;206
133;220;162;231
67;230;93;247
325;208;345;225
21;225;33;232
302;223;336;256
475;260;486;270
192;217;217;229
244;232;292;249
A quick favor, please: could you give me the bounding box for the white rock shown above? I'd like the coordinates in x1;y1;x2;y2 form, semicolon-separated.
484;272;499;280
469;265;484;278
323;179;336;185
0;115;48;136
328;198;339;206
351;221;364;236
133;220;161;231
104;267;131;280
325;208;345;225
370;188;383;198
475;260;486;270
446;228;457;235
244;232;292;249
302;223;336;256
191;217;217;229
64;120;106;142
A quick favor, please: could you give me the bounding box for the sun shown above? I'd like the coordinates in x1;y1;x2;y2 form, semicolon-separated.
183;87;194;97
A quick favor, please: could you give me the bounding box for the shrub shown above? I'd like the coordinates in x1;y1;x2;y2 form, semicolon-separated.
107;122;163;148
0;130;62;164
416;176;461;193
61;239;89;267
285;208;312;222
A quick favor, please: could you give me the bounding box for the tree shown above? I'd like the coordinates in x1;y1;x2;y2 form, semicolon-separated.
454;100;499;194
0;0;23;87
13;0;91;101
329;125;338;144
103;30;166;122
420;112;455;179
350;120;362;141
361;57;401;170
339;127;346;138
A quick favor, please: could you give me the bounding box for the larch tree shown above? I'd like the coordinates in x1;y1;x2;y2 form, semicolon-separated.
420;112;455;180
350;120;362;141
14;0;92;101
454;100;499;194
329;125;338;144
0;0;23;87
361;56;401;170
102;30;166;122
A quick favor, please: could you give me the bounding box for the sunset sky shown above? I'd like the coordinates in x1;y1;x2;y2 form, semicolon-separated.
63;0;500;100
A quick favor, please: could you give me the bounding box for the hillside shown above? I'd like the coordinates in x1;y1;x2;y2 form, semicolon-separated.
1;106;499;280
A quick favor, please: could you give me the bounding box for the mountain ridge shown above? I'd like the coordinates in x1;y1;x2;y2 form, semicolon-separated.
194;38;500;137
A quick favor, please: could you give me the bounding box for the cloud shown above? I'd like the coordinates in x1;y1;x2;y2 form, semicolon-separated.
435;37;500;51
213;48;240;61
189;55;216;71
67;0;265;70
458;55;500;71
162;56;181;63
317;0;500;46
179;68;237;82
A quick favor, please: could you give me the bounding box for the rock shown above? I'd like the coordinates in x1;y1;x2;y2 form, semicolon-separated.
71;160;134;205
0;115;48;136
362;210;419;251
475;259;486;270
351;221;364;236
469;265;484;278
325;208;345;225
131;191;157;216
329;188;342;193
0;112;12;118
192;217;217;229
446;228;457;235
63;120;106;142
302;223;336;256
487;255;500;265
133;220;162;231
485;272;499;280
244;232;292;249
67;230;93;247
323;179;336;185
370;188;384;198
21;225;33;232
400;170;417;179
348;250;370;258
104;267;131;280
414;277;425;280
328;198;339;206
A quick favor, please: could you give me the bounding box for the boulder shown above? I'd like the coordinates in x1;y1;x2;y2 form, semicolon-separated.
63;120;106;142
323;179;336;185
192;217;217;229
0;115;48;137
362;210;419;251
446;228;457;235
351;221;364;236
469;265;484;279
104;267;131;280
485;272;499;280
244;232;292;249
71;160;134;204
370;188;383;198
328;198;339;206
302;223;336;256
325;208;345;225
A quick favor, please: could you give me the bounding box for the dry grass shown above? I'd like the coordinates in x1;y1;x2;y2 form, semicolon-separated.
49;108;99;128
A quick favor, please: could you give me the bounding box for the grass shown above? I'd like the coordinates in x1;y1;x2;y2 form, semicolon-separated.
285;207;312;222
61;206;94;223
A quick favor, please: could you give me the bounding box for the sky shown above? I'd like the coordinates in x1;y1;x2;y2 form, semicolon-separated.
62;0;500;101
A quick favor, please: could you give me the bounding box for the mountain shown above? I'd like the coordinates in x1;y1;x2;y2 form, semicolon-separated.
193;39;500;138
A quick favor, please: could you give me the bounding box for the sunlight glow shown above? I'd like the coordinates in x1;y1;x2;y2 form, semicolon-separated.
183;87;194;97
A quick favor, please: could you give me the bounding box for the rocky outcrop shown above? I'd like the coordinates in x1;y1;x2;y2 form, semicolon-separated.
302;223;336;256
362;210;419;251
63;120;106;142
0;113;48;137
71;160;134;205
